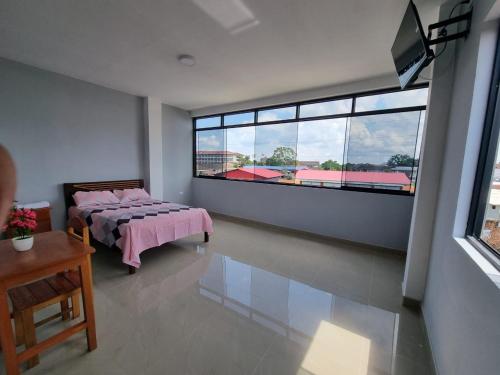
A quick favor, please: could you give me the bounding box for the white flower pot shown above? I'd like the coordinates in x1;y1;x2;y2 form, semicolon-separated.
11;236;34;251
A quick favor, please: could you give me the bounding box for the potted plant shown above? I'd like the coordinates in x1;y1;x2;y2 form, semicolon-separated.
3;207;37;251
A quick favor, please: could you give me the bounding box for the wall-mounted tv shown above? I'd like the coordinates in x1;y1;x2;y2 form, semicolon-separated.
391;1;434;89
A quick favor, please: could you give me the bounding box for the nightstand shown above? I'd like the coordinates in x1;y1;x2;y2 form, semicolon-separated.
33;207;52;233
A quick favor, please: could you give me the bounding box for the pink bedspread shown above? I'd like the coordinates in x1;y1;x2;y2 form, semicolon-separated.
69;199;213;268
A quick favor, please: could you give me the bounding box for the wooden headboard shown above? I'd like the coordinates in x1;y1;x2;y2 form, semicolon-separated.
63;179;144;211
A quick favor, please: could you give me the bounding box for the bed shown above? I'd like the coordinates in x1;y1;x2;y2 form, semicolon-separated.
63;179;213;274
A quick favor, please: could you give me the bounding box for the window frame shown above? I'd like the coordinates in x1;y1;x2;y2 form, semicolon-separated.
192;83;428;196
467;32;500;267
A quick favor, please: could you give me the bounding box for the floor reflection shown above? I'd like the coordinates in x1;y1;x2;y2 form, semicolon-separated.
198;252;396;374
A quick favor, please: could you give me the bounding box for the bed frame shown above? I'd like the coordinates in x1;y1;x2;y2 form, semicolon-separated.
63;179;145;211
63;179;209;275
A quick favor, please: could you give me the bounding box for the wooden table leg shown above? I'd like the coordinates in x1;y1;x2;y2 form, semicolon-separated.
21;308;39;368
0;285;20;375
79;255;97;351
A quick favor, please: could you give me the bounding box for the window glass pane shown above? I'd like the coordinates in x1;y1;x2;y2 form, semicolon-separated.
295;119;348;187
345;111;421;191
224;127;256;180
478;140;500;256
196;116;221;129
224;111;254;126
196;129;225;176
254;122;298;182
355;88;428;112
299;99;352;118
257;106;296;122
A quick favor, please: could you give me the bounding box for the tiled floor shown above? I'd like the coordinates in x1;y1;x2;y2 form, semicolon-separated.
1;217;435;374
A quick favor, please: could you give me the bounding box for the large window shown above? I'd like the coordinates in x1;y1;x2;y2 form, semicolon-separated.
193;85;428;195
468;40;500;264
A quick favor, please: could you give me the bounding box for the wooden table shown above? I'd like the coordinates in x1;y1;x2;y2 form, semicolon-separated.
0;231;97;374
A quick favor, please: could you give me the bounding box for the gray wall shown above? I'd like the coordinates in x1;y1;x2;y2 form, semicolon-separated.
192;179;413;250
420;1;500;374
162;104;193;205
0;58;145;229
191;74;417;251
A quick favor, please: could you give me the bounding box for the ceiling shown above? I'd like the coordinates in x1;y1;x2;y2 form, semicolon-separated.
0;0;440;110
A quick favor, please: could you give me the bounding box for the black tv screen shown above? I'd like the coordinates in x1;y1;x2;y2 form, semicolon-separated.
391;1;433;89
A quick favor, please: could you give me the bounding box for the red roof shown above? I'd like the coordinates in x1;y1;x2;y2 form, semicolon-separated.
295;170;411;185
225;168;283;180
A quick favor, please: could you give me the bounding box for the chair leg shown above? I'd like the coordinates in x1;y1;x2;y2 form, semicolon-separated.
71;294;80;319
13;310;24;346
21;308;39;368
60;300;70;321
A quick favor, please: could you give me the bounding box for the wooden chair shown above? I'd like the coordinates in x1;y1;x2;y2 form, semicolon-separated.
8;218;88;368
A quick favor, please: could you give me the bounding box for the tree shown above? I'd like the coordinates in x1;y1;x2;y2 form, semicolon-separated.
320;160;342;171
265;147;297;166
236;154;252;167
387;154;415;168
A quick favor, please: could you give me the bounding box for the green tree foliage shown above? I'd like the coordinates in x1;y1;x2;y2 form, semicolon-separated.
236;154;252;167
320;160;342;171
265;147;297;166
387;154;415;168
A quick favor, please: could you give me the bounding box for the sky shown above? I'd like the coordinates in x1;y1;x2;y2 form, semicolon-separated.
196;88;428;165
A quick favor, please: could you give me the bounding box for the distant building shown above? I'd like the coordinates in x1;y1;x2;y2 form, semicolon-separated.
221;167;282;181
297;161;320;169
196;151;242;174
482;188;500;249
295;170;411;190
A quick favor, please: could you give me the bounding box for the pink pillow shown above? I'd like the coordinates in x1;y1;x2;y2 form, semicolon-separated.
73;190;119;207
113;188;150;203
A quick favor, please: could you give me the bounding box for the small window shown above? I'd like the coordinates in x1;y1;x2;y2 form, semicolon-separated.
224;111;255;126
299;98;352;118
257;106;296;122
196;116;221;129
355;87;428;112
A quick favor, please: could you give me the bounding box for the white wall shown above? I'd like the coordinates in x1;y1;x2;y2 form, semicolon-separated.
162;104;193;205
192;73;421;251
144;97;163;200
403;3;454;301
416;0;500;374
192;73;403;117
0;58;145;229
192;178;413;250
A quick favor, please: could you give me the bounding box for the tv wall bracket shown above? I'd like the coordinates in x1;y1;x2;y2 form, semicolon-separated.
427;7;473;46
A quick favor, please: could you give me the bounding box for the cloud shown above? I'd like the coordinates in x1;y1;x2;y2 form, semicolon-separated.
197;110;424;166
300;99;352;118
258;106;296;122
355;88;428;112
347;111;422;164
197;130;224;150
297;119;347;162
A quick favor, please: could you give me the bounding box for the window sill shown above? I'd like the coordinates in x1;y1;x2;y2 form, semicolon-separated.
454;237;500;289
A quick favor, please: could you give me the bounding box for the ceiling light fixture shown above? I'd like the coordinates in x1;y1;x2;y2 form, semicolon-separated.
178;54;196;67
